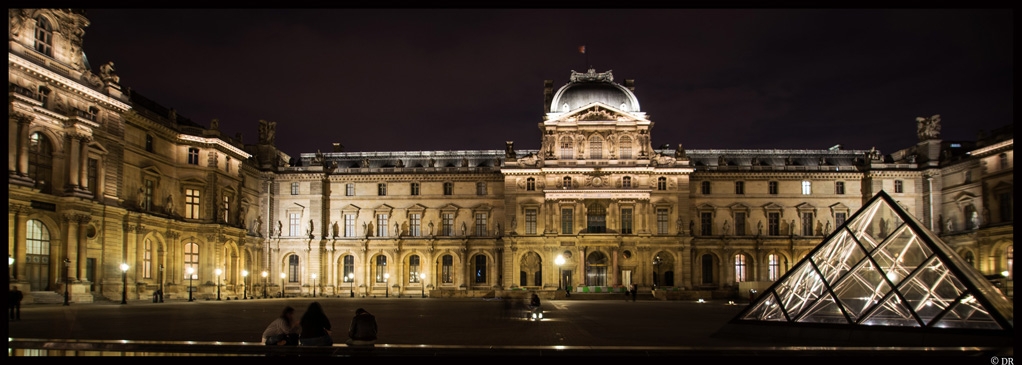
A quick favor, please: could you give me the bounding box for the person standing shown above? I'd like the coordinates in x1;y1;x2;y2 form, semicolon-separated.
10;286;24;320
261;306;299;346
298;301;333;346
631;284;637;302
346;308;378;346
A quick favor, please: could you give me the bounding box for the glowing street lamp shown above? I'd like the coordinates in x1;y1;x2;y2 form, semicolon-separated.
652;255;663;290
555;254;565;292
158;264;165;302
242;270;249;300
186;267;195;302
419;272;426;298
280;272;286;298
384;273;390;298
348;272;355;298
311;273;317;297
261;271;268;298
215;268;223;300
119;263;129;304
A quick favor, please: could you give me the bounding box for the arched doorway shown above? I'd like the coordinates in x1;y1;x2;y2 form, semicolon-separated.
26;219;51;291
586;251;608;286
520;252;542;287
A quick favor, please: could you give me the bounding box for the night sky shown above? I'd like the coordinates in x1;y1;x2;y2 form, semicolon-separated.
81;9;1013;157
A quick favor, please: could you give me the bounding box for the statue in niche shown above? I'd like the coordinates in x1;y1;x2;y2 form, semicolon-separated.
461;222;468;236
816;220;823;236
824;220;831;235
137;188;145;209
510;217;517;233
757;221;763;236
363;222;369;237
790;219;797;236
331;221;339;238
99;61;120;84
395;222;401;237
165;194;174;215
256;216;264;238
970;211;980;230
722;220;730;236
428;221;435;236
676;218;683;235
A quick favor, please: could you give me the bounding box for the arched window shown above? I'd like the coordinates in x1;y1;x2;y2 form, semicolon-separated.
184;242;199;280
657;177;667;191
619;136;632;159
526;177;535;191
589;136;603;159
734;254;748;282
35;16;53;56
586;251;608;286
28;132;53;192
441;255;453;283
473;255;487;284
586;202;607;233
768;254;781;281
560;137;574;160
287;254;299;283
375;255;388;283
342;255;354;282
409;255;421;283
26;219;51;291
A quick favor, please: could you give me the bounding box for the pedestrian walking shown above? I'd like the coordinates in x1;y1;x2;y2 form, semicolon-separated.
10;285;24;320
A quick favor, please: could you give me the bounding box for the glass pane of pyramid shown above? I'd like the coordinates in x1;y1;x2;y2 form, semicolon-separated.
811;229;866;284
740;291;787;321
871;226;932;287
932;296;1004;330
795;292;849;324
832;260;891;322
896;257;967;325
860;293;920;327
774;262;827;320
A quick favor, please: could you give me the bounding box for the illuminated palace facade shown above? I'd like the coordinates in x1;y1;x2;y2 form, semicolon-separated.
8;9;1013;303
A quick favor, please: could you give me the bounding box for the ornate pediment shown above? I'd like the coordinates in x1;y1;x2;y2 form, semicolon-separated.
577;106;617;121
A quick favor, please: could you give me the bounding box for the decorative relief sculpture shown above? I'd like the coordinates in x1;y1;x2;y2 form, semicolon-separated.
916;114;942;140
99;62;120;84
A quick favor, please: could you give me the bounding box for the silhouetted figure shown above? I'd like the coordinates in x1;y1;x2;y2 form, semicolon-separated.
10;286;24;320
347;308;378;347
261;306;298;346
299;301;333;346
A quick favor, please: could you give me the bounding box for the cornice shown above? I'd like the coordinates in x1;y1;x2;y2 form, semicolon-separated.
10;53;131;112
969;139;1012;157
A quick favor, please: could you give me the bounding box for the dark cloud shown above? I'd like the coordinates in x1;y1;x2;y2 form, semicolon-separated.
83;9;1012;156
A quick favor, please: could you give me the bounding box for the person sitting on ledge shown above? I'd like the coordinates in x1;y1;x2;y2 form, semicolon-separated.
346;307;378;347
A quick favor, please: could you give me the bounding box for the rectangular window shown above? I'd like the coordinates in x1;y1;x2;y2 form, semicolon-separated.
735;181;744;195
701;181;711;195
346;183;355;196
289;213;301;236
735;212;746;236
184;243;199;280
442;213;454;236
835;181;845;195
700;212;712;235
769;181;778;195
222;195;230;223
525;209;538;235
143;179;154;211
657;177;667;191
291;182;299;195
343;256;354;282
656;208;669;235
526;178;535;191
561;208;573;234
87;158;98;195
184;189;200;219
187;148;199;165
768;255;781;281
143;239;152;279
375;256;387;283
442;255;453;283
620;208;633;234
475;213;487;236
377;214;388;237
894;180;904;193
443;182;453;195
411;182;420;196
476;182;487;196
474;255;487;283
802;180;812;195
344;214;356;237
410;213;421;237
735;255;747;282
835;212;847;228
768;212;780;235
802;213;814;236
378;183;387;196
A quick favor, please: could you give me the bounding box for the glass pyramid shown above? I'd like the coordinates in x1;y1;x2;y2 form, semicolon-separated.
736;191;1013;331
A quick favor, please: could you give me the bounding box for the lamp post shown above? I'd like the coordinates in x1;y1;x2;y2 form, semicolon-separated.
261;271;268;298
280;272;285;298
215;268;222;300
119;263;129;304
348;272;355;298
555;254;565;293
384;273;390;298
419;272;426;298
652;255;662;291
311;273;317;297
63;258;71;306
187;267;195;302
242;270;249;299
8;255;13;279
159;264;165;302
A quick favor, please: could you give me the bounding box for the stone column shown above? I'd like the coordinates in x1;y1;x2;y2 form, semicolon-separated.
76;214;91;281
10;204;31;282
77;135;90;191
66;134;82;189
13;113;33;176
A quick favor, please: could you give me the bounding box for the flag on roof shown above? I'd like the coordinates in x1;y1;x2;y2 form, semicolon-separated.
578;45;586;54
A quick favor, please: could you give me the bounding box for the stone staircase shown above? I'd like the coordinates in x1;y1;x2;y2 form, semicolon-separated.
29;291;66;304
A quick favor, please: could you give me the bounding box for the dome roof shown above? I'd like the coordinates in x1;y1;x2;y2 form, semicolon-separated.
549;69;640;114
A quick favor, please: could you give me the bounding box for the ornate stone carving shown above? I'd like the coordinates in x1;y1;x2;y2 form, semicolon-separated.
916;114;941;140
569;68;613;83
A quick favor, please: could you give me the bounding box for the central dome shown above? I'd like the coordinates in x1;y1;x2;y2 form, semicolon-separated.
549;69;640;114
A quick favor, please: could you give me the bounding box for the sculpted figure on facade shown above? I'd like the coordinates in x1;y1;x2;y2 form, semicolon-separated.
505;141;516;159
916;114;941;140
722;220;730;236
258;120;276;144
757;221;764;236
428;221;435;236
461;222;468;236
210;118;219;131
674;144;686;159
256;216;264;237
790;219;797;236
99;62;120;84
165;194;174;215
277;220;283;237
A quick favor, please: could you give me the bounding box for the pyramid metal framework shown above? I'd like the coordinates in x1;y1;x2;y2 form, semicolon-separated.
735;191;1013;331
